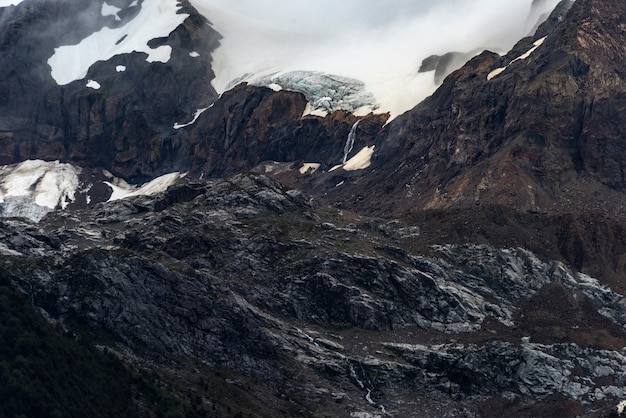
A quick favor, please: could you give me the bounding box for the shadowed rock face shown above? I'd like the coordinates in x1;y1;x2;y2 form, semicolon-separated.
181;83;388;179
0;0;221;179
419;51;479;85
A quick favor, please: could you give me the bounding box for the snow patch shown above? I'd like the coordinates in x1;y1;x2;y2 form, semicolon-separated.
298;163;320;175
302;102;329;118
86;79;101;90
0;160;81;221
329;164;343;173
173;106;211;129
48;0;188;85
617;400;626;415
344;146;375;171
104;172;185;201
189;51;200;58
0;0;24;6
488;36;547;81
116;65;126;72
101;2;122;21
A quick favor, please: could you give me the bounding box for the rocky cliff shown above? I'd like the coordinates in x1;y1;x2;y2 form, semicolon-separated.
0;0;220;179
323;0;626;217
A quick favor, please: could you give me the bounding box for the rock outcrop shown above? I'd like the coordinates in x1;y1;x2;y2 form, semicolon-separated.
0;0;221;179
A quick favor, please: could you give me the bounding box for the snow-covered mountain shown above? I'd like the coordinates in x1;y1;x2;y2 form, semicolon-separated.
0;0;563;222
5;1;626;416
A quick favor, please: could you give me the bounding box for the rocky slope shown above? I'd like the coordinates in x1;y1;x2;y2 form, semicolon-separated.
1;173;625;416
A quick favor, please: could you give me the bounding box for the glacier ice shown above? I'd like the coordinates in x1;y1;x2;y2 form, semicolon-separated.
0;160;81;222
249;71;379;116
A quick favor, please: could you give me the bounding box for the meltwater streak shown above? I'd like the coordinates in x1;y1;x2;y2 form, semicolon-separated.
343;120;360;164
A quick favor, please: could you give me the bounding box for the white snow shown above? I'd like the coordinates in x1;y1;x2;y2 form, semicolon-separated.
329;164;343;173
116;65;126;72
86;79;101;90
303;102;329;118
298;163;320;175
343;146;375;171
104;172;185;201
0;160;81;221
617;400;626;415
0;0;24;6
101;2;122;21
173;106;211;129
487;36;547;80
486;67;507;80
189;51;201;58
48;0;189;85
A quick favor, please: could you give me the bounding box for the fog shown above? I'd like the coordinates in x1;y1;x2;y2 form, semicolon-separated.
192;0;561;117
9;0;563;118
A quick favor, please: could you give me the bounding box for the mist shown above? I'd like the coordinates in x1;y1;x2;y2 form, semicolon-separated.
9;0;564;119
192;0;562;117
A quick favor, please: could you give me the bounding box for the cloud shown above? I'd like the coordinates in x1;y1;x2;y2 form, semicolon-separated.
192;0;561;118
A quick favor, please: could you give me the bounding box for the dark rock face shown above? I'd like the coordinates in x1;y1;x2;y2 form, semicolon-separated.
321;0;626;217
3;0;626;416
0;0;221;179
2;173;626;416
419;51;479;85
182;83;388;178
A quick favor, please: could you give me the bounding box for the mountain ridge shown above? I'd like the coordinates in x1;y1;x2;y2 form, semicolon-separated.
300;0;626;219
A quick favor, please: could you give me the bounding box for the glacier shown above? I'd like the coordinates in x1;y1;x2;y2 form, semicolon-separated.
251;72;379;116
192;0;562;118
0;160;81;222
